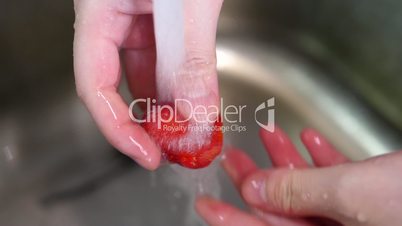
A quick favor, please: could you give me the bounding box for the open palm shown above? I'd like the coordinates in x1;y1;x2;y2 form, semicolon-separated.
196;126;346;226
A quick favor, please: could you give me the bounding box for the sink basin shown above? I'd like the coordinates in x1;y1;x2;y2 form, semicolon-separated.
1;0;401;225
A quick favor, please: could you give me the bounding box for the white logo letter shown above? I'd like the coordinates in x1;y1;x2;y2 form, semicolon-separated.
255;98;275;132
129;99;147;123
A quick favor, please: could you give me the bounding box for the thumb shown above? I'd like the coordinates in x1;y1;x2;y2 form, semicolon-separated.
153;0;223;118
241;167;347;218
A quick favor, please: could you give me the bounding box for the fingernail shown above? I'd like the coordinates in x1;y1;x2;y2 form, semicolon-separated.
301;128;323;147
242;172;268;206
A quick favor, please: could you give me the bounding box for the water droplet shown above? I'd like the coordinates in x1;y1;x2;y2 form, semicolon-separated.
217;214;225;222
129;136;149;158
97;91;117;120
313;136;321;145
288;163;295;170
250;180;258;188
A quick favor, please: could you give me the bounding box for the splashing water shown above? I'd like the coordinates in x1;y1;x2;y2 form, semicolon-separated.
151;0;223;224
163;161;222;225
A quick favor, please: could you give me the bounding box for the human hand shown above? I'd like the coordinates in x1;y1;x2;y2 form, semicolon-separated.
73;0;223;170
196;127;402;226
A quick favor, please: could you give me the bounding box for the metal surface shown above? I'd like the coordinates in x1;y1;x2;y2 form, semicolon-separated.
1;0;402;225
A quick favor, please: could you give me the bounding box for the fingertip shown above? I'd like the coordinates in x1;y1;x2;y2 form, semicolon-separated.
241;170;269;207
195;196;267;226
301;127;339;151
221;150;240;181
258;124;279;138
300;128;322;152
116;126;161;170
300;128;348;167
300;128;321;145
135;150;161;171
221;148;258;186
195;196;220;213
133;147;161;171
195;196;228;225
260;126;308;168
125;150;161;171
259;125;290;148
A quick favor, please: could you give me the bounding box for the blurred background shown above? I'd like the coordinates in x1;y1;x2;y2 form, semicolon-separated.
0;0;401;225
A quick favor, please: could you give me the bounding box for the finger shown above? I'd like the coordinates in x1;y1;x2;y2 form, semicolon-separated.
241;168;346;219
260;128;338;225
301;128;349;167
123;15;157;102
222;149;258;188
254;210;316;226
73;0;160;169
153;0;223;118
196;196;267;226
222;150;316;226
260;127;308;169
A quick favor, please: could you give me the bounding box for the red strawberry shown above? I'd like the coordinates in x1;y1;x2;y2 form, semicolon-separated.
141;102;223;169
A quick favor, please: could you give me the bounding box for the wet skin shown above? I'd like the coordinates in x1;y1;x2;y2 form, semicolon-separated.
73;0;223;170
73;1;402;225
196;126;402;226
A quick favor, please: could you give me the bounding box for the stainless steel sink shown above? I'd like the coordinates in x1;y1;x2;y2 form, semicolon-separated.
1;0;401;225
